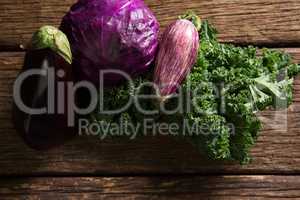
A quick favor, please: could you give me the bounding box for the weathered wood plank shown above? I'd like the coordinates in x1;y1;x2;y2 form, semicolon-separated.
0;49;299;175
1;0;300;50
0;176;299;199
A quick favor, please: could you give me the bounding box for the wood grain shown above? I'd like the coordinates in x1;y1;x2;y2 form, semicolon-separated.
0;176;299;199
0;49;299;176
1;0;300;50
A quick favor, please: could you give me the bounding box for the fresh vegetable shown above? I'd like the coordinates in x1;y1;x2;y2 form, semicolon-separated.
180;20;300;163
90;71;156;139
91;15;300;164
13;26;75;150
154;17;200;101
60;0;159;86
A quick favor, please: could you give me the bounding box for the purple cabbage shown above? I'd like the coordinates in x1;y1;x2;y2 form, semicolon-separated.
60;0;159;86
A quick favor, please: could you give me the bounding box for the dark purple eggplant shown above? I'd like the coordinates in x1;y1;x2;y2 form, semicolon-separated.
12;26;76;150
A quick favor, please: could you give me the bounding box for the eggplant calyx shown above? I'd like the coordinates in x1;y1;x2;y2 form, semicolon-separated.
31;26;72;64
179;11;202;32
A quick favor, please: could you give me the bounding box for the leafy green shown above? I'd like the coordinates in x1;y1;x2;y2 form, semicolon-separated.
91;19;300;164
181;20;299;164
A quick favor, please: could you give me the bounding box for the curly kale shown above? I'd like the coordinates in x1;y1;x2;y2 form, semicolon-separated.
182;20;299;164
91;20;300;164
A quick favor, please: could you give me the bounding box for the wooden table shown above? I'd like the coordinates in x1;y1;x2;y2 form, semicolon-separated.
1;0;300;199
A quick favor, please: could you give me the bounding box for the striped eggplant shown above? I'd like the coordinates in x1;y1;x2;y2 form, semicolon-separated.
153;17;200;102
